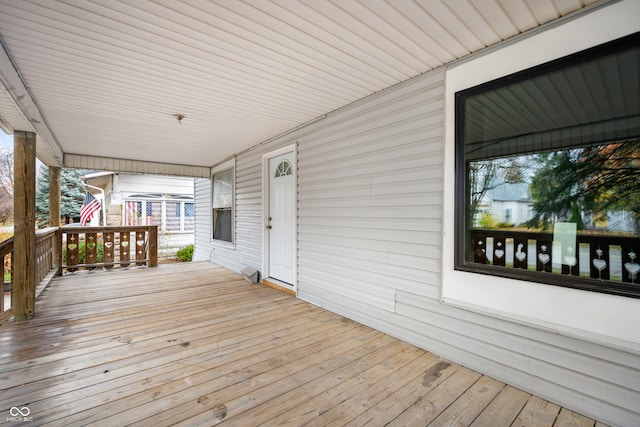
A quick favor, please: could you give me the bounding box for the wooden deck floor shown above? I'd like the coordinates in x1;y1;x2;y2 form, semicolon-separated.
1;262;606;426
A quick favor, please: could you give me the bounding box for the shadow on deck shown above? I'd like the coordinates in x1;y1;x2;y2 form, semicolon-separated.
0;262;606;426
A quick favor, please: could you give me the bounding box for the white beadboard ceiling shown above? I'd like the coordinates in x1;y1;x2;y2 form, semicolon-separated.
0;0;603;173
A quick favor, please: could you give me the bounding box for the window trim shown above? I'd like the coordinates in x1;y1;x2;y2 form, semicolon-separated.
442;0;640;351
211;158;235;245
454;32;640;299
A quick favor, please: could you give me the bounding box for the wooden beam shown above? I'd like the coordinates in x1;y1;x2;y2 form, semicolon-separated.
48;166;60;227
49;166;62;275
13;130;37;321
148;226;158;267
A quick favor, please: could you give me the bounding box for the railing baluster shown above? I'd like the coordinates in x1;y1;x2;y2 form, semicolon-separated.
513;237;528;269
66;232;79;272
85;232;98;269
135;231;146;266
120;231;131;267
103;232;115;269
621;243;639;284
472;233;488;264
493;236;506;267
536;238;552;272
589;241;610;280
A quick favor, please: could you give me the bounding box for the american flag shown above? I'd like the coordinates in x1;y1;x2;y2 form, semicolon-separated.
80;192;101;226
126;201;139;225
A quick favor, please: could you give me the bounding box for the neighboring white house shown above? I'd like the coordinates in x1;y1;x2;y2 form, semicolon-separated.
192;3;640;426
481;182;533;226
83;171;194;258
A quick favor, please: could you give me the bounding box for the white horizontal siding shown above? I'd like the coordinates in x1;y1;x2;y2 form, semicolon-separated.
65;153;210;178
192;24;640;425
117;174;194;195
297;69;445;306
192;178;212;262
295;65;639;426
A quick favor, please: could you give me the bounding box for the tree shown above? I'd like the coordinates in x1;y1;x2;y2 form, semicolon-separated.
529;142;640;232
468;159;499;226
0;145;13;224
35;166;85;226
468;156;530;227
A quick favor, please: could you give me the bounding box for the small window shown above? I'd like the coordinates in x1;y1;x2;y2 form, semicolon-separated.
455;32;640;297
184;202;194;217
212;162;234;243
166;202;181;231
275;160;292;177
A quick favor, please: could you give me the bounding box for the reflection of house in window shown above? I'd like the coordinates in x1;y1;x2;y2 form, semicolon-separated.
482;183;533;226
456;32;640;295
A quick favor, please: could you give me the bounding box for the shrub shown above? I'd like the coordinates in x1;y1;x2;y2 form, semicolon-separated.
177;244;194;262
478;212;500;229
63;240;104;264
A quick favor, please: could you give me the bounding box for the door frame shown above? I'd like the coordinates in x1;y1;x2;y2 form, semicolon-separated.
262;143;297;292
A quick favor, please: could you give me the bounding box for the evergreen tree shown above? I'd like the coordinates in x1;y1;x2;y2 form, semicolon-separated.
35;166;86;226
529;142;640;232
35;165;49;227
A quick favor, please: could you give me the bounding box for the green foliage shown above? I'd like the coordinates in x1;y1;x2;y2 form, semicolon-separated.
528;152;576;229
177;244;194;262
36;166;86;226
569;202;585;230
529;143;640;232
63;241;104;264
478;212;499;229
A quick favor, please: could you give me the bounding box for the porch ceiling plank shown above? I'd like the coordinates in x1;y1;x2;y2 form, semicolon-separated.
0;0;600;169
0;262;604;425
0;39;61;166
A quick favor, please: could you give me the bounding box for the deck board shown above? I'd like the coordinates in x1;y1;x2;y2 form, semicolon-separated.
0;262;608;426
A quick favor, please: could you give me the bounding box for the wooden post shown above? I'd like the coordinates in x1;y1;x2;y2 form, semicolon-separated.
13;131;37;321
55;228;63;276
49;166;62;275
148;226;158;267
48;166;61;227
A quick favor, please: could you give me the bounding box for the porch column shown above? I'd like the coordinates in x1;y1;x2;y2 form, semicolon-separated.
49;166;62;275
48;166;60;227
13;130;37;321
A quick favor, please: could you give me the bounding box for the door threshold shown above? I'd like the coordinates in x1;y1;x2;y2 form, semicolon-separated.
263;278;296;296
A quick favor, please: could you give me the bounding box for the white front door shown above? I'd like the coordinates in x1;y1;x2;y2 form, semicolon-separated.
268;151;296;285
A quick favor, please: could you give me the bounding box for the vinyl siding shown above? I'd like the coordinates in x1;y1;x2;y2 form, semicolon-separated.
65;153;210;177
194;146;295;275
297;69;445;308
193;37;640;427
193;178;213;262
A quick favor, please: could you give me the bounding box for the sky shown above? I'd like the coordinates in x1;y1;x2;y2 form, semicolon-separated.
0;129;11;147
0;129;44;176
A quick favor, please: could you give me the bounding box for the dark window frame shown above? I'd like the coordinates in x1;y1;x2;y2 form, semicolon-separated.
454;32;640;299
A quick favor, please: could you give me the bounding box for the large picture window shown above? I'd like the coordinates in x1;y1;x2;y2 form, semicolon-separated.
212;161;234;243
455;32;640;297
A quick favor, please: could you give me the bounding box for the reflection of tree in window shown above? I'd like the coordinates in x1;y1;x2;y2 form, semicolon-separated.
529;143;639;233
457;33;640;293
